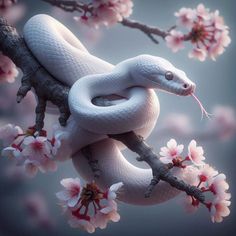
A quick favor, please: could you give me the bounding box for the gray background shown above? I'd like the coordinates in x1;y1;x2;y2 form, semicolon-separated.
0;0;236;236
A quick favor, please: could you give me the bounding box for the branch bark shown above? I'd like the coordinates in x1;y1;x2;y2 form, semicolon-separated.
0;16;205;203
0;17;71;130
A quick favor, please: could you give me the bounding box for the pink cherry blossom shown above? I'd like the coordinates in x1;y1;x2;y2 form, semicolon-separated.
165;30;184;53
182;195;199;213
57;179;123;233
0;53;18;83
187;140;205;165
209;106;236;140
2;145;22;159
210;197;231;223
0;0;15;11
162;113;192;135
173;4;230;61
208;174;229;198
160;139;184;164
196;3;210;20
24;160;40;178
50;125;69;156
24;192;54;229
105;182;123;200
174;7;196;29
56;178;81;207
77;0;133;28
1;125;58;176
198;164;218;183
68;215;95;233
92;201;120;229
22;136;51;160
0;123;23;146
211;10;226;30
4;165;27;180
188;48;207;61
182;166;199;186
0;2;26;25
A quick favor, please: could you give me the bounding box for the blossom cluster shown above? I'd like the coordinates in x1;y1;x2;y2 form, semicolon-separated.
0;0;25;25
56;178;123;233
0;52;18;83
160;139;231;223
0;0;16;10
166;4;231;61
23;192;54;229
209;106;236;141
0;124;63;177
74;0;133;28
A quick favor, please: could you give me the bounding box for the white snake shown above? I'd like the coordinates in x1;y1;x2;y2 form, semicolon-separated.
23;14;196;205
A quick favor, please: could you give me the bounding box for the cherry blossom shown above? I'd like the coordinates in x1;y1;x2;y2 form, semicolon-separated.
165;30;184;53
56;178;81;207
182;195;199;213
0;53;18;83
22;136;51;160
92;201;120;229
161;113;192;135
159;139;184;164
158;138;231;223
210;197;231;223
187;140;205;166
4;164;27;180
0;125;60;177
0;0;16;12
169;4;231;61
188;47;207;61
68;214;95;233
208;174;229;199
198;164;218;183
196;3;210;20
0;1;26;25
56;179;123;233
182;166;199;186
2;145;22;159
24;192;54;229
0;123;22;146
174;7;195;29
74;0;133;28
208;106;236;140
24;160;40;178
105;182;124;200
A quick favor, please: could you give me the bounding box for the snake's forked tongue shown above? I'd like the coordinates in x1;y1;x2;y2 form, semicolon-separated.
191;93;212;120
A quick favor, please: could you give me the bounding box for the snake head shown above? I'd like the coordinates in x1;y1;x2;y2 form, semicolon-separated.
130;55;196;96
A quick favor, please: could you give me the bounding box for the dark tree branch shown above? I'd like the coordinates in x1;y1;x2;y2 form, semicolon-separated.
0;16;205;203
109;132;205;202
0;17;71;130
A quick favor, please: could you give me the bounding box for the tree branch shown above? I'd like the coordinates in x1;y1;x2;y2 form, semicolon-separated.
0;16;205;203
42;0;175;44
0;17;71;130
109;132;204;202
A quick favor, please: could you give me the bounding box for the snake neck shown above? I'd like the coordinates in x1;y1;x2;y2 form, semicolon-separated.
81;63;134;99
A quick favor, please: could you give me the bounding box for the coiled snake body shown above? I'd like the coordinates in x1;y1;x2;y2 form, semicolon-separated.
23;15;196;205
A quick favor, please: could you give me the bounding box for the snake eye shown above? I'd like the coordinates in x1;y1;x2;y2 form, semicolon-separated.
165;71;173;81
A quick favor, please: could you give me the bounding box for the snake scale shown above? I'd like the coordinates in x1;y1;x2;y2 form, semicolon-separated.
23;14;196;205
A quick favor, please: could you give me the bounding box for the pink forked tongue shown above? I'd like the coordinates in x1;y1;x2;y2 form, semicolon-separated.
191;93;212;120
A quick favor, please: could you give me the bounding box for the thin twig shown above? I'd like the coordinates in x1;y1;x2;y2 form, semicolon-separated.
42;0;174;44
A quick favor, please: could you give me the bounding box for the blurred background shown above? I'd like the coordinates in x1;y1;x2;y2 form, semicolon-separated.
0;0;236;235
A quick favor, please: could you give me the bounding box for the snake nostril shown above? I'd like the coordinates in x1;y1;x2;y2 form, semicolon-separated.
183;83;188;89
